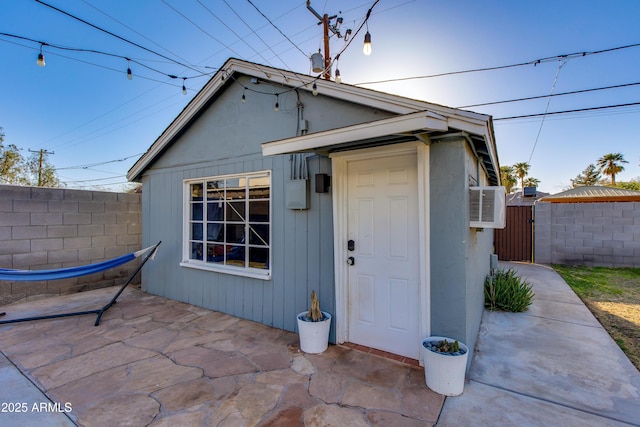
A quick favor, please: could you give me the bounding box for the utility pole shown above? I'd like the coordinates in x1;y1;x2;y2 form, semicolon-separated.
28;148;54;186
306;1;349;80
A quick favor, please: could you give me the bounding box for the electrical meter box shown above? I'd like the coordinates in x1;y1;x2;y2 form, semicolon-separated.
286;179;309;210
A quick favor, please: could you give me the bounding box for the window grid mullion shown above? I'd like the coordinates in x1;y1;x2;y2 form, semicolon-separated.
185;172;270;274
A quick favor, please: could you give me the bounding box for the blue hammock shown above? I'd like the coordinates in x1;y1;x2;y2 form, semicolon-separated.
0;242;161;327
0;246;157;282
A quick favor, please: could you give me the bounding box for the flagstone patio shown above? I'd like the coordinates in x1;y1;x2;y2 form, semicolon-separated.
0;286;443;426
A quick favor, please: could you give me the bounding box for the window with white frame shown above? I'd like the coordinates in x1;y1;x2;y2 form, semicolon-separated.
183;171;271;278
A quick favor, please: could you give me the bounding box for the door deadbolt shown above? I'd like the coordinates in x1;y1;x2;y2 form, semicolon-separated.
348;240;355;251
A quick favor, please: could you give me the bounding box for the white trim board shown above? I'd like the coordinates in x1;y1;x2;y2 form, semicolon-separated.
262;111;447;157
330;142;430;356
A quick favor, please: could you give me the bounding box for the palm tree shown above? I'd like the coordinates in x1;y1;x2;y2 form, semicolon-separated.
500;165;517;193
513;162;530;192
596;153;628;185
523;177;540;188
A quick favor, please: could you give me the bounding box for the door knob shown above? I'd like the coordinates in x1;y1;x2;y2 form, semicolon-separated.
347;256;355;266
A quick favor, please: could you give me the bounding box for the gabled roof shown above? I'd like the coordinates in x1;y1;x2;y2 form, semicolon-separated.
540;186;640;203
127;58;500;184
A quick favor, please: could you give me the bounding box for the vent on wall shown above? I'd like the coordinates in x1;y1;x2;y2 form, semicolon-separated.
469;186;506;228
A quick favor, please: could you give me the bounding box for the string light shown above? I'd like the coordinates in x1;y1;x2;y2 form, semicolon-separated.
126;58;132;80
1;32;211;84
274;94;279;112
36;43;46;67
335;68;341;84
241;88;246;103
312;82;318;96
363;31;372;56
182;77;187;95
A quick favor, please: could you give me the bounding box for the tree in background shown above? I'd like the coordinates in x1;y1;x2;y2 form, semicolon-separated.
500;165;518;193
570;164;602;188
0;127;62;187
513;162;530;191
0;127;28;185
597;153;628;185
614;179;640;191
523;177;541;188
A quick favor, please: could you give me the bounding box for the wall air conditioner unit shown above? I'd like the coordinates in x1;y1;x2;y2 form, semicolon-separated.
469;186;506;229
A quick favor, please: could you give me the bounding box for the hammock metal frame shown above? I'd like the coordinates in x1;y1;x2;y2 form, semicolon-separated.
0;241;161;327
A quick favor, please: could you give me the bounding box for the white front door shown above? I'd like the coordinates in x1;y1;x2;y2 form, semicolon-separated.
346;153;420;359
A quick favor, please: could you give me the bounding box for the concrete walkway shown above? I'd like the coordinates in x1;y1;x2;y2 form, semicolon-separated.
438;262;640;427
0;285;442;426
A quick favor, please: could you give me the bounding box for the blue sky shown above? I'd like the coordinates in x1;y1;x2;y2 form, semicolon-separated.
1;0;639;193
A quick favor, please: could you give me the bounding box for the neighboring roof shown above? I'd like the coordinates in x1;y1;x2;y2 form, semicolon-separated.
507;189;550;206
539;186;640;203
127;58;500;184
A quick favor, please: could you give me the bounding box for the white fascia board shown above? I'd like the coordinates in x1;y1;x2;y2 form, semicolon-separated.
262;111;447;156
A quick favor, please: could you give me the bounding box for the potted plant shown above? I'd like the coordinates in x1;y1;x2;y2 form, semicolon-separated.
297;290;332;354
422;336;469;396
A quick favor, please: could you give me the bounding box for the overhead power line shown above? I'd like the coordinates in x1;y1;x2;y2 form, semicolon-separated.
354;42;640;85
494;101;640;121
55;153;145;171
457;81;640;108
160;0;245;59
219;0;292;70
245;0;308;58
527;59;568;164
79;0;199;70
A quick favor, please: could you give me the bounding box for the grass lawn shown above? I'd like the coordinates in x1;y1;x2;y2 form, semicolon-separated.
552;265;640;371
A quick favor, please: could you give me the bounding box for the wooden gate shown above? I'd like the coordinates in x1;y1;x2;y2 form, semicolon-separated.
494;205;533;262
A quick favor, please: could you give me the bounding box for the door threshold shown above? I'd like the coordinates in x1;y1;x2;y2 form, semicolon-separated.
340;342;420;366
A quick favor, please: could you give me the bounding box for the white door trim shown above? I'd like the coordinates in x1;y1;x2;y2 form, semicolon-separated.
330;142;430;354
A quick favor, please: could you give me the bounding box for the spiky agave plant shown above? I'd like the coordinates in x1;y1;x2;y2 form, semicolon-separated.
435;339;460;354
484;268;534;312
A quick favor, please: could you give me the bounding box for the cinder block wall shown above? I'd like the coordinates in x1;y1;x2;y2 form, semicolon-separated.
0;185;142;305
534;201;640;267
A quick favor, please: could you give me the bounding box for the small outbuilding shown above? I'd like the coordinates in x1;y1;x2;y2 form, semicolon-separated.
127;58;503;363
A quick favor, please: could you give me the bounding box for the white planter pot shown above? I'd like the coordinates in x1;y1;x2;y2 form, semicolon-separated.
422;336;469;396
297;311;331;354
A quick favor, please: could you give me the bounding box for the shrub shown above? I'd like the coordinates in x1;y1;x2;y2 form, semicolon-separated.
484;268;534;312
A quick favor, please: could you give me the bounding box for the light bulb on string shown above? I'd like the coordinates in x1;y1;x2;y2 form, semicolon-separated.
182;78;187;95
274;94;279;112
241;88;246;103
36;44;46;67
312;82;318;96
363;31;372;56
335;69;341;84
126;59;133;80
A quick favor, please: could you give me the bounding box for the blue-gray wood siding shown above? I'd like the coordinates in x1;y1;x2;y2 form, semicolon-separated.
429;138;493;368
139;75;394;340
